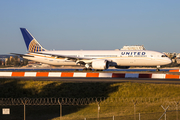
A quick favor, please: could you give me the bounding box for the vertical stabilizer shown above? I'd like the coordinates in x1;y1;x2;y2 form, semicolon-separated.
20;28;46;52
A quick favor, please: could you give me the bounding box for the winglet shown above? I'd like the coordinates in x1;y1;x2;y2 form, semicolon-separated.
20;28;46;52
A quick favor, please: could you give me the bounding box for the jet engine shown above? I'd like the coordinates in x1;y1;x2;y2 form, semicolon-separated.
91;60;109;70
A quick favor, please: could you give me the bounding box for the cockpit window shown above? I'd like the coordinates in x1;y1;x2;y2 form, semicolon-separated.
161;55;168;57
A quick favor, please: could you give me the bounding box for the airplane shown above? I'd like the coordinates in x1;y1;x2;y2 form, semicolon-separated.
11;28;172;71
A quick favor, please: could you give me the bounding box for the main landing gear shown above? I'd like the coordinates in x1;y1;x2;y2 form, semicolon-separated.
83;64;103;71
83;64;93;71
156;66;160;72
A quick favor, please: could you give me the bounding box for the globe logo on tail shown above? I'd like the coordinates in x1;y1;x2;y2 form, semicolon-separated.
28;39;46;52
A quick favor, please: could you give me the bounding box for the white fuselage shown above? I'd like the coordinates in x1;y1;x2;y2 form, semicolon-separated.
23;50;172;67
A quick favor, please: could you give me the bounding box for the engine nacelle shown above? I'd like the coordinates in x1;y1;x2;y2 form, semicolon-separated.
92;60;109;70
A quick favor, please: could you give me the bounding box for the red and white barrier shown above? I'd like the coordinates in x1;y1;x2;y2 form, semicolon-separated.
169;69;180;72
0;72;179;79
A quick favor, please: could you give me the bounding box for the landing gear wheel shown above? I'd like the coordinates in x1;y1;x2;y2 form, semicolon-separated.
83;68;92;71
156;68;160;72
87;68;92;70
83;68;88;70
94;69;103;72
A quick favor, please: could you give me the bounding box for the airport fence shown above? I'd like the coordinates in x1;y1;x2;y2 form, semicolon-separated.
1;97;180;120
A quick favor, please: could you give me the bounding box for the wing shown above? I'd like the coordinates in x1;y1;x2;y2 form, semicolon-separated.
36;52;93;61
10;53;34;57
36;52;94;65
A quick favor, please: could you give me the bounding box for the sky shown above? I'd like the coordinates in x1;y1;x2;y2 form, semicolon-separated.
0;0;180;54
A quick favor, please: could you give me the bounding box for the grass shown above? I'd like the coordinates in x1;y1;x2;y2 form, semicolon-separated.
1;79;180;119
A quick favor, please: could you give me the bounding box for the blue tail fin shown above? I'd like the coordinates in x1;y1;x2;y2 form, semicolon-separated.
20;28;46;52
